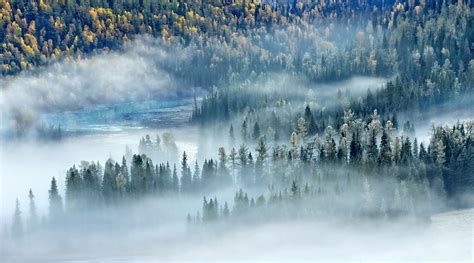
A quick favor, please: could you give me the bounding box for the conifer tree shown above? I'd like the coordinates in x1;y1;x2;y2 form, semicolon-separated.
11;199;23;240
253;122;261;141
48;177;63;222
297;117;307;140
223;202;230;217
180;151;192;193
28;189;38;231
241;120;248;141
379;129;392;166
102;159;117;201
172;164;180;193
255;137;268;185
229;124;235;145
229;147;238;183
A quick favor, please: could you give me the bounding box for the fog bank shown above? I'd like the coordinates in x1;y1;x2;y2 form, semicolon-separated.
2;208;472;261
0;37;196;136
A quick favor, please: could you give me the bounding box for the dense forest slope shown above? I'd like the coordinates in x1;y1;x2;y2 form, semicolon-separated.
2;0;472;81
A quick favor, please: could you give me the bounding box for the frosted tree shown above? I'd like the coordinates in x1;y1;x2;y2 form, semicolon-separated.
338;123;349;163
290;131;298;148
116;172;126;196
228;147;237;183
435;139;446;166
323;126;336;161
297;117;307;141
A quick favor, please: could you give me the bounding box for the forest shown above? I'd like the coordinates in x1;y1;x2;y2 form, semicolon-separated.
1;0;473;261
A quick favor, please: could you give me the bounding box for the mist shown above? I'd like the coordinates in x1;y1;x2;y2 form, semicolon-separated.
1;1;473;261
0;127;199;222
2;192;472;261
0;36;200;137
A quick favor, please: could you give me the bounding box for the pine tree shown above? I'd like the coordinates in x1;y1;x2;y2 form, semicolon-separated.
291;181;300;198
366;128;379;165
338;124;349;163
48;177;63;222
102;159;117;201
11;199;23;240
253;122;261;141
379;129;392;166
435;139;446;166
66;165;83;210
172;164;180;193
304;104;312;122
223;202;230;217
121;156;130;191
131;154;144;193
297;117;307;140
180;151;192;193
218;147;231;186
350;132;362;164
229;147;238;183
229;124;235;145
28;189;38;231
400;137;413;165
290;131;298;147
413;138;419;159
323;126;337;161
255;137;268;186
241;120;248;141
116;172;126;196
192;160;201;192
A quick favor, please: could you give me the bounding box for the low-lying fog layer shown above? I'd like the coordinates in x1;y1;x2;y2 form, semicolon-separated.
2;204;472;261
1;33;472;262
234;72;388;106
401;92;474;142
0;37;199;135
0;126;199;223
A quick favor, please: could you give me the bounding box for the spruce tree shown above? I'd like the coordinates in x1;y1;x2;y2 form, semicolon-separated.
11;198;23;240
172;164;180;193
223;202;230;217
379;129;392;166
192;160;201;192
180;151;192;193
255;138;268;185
229;147;238;183
229;124;235;145
241;120;248;141
102;159;117;201
253;122;261;141
28;189;38;231
48;177;63;222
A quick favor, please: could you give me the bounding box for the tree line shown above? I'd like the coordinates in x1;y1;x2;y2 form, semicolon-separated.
8;114;472;239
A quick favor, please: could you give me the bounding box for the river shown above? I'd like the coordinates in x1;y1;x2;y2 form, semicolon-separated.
0;98;199;222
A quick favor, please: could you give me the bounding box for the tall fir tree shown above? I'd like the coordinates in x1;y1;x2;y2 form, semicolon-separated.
11;198;23;240
48;177;63;222
28;189;38;231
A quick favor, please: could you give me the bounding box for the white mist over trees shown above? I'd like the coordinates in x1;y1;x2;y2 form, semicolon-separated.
1;0;473;261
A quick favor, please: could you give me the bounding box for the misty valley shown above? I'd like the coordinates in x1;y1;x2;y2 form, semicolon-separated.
1;0;473;262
